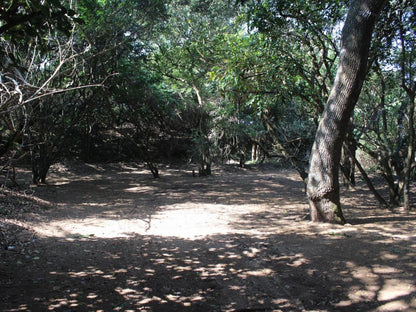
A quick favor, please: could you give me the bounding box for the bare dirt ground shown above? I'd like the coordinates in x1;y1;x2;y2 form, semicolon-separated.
1;162;415;312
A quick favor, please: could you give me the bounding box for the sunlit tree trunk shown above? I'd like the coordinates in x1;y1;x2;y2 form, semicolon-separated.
193;84;212;176
307;0;386;224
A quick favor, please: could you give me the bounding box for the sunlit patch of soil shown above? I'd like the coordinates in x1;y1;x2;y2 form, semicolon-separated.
28;164;311;240
1;162;416;312
32;202;309;240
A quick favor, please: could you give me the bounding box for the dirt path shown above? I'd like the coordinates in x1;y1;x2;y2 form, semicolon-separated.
1;163;416;311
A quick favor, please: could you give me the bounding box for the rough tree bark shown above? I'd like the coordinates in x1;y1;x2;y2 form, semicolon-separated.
307;0;386;224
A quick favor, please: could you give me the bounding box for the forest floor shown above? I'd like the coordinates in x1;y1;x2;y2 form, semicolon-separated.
0;162;415;312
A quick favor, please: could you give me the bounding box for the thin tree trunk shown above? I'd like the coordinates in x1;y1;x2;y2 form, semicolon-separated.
307;0;386;224
344;143;389;209
397;11;416;211
193;84;211;176
402;93;415;210
341;120;356;187
354;155;389;209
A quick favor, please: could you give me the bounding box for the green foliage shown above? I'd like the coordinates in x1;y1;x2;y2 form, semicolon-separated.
354;0;416;206
0;0;414;197
0;0;78;40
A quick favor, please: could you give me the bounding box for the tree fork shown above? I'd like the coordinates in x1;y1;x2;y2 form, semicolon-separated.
307;0;386;224
344;143;389;209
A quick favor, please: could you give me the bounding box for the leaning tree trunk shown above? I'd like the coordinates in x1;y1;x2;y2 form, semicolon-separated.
307;0;386;224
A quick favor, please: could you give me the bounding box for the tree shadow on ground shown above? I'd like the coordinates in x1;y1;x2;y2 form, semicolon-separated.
1;226;415;312
2;163;415;311
27;164;305;224
349;215;416;224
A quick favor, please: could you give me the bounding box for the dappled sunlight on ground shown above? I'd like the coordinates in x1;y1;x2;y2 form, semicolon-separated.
1;163;416;311
29;163;310;240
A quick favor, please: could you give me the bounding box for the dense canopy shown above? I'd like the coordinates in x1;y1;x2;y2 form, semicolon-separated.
1;0;415;217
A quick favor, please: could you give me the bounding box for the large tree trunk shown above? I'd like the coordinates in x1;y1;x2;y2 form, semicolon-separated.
307;0;386;224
